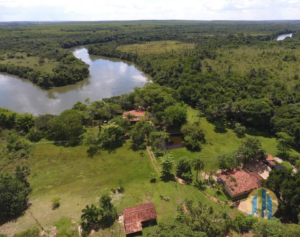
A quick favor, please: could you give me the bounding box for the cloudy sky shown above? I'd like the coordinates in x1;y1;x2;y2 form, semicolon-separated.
0;0;299;21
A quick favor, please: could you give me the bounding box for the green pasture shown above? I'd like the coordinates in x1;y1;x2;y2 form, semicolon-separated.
117;41;194;55
171;108;300;172
0;140;235;236
0;52;59;73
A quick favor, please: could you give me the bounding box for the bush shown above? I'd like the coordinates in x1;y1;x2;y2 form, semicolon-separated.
181;124;205;150
26;127;43;142
6;130;33;152
51;197;61;209
234;123;246;138
13;227;40;237
149;172;157;183
15;113;35;132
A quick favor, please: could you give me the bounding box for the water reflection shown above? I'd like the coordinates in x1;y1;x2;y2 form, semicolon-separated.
0;47;148;115
277;33;293;41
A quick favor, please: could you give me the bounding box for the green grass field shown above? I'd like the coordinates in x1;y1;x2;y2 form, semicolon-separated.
0;53;59;73
170;108;300;172
117;41;194;55
1;140;235;236
3;108;298;236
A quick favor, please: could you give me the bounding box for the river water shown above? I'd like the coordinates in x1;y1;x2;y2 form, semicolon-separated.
277;33;293;41
0;47;148;115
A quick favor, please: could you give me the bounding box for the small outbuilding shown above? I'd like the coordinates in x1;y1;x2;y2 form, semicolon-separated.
123;202;157;235
265;154;277;167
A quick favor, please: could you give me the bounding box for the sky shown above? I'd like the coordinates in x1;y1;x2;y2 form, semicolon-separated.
0;0;299;21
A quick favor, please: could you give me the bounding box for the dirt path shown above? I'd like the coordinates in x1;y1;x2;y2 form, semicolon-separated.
275;157;298;173
146;146;160;173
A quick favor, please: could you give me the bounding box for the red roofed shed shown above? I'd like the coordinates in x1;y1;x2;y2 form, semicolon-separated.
124;202;157;235
266;154;276;167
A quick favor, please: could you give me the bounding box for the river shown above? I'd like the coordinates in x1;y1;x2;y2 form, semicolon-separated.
277;33;293;41
0;47;148;115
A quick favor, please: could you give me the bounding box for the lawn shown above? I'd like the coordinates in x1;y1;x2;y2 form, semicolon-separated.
117;41;194;55
0;52;59;73
0;140;235;237
170;108;300;172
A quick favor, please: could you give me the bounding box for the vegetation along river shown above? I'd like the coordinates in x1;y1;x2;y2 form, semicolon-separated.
0;47;148;115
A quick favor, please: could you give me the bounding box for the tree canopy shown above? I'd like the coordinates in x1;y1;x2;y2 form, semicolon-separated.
0;173;32;218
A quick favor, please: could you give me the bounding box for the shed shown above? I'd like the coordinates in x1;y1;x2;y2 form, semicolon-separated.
123;202;157;235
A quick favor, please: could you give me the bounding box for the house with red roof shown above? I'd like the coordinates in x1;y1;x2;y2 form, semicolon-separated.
217;168;263;201
123;110;146;124
123;202;157;235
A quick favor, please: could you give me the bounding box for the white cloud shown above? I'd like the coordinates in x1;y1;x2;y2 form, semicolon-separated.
0;0;299;21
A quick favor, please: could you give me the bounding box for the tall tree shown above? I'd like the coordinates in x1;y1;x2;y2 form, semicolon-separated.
48;109;84;142
193;157;204;181
99;122;123;147
0;173;32;218
164;103;187;127
238;137;266;167
160;153;175;176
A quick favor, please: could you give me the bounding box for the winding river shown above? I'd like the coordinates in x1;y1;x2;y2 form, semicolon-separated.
0;47;148;115
277;33;293;41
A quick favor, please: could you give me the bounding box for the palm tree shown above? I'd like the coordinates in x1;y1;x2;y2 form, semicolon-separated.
193;157;204;182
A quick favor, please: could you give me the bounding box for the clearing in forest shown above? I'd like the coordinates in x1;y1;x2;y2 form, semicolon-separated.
117;40;194;55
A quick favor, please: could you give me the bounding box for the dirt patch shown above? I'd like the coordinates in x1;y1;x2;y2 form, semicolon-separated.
182;203;188;214
110;192;124;202
117;215;124;224
175;177;186;184
274;157;283;163
245;161;271;180
237;200;248;214
201;172;217;181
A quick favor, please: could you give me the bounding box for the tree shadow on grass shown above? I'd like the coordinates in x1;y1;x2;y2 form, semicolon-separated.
87;145;101;158
244;128;273;138
194;180;207;191
101;142;124;154
160;173;175;183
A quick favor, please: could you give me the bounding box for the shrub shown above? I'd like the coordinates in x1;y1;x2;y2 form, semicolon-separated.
51;197;61;209
26;127;43;142
181;124;205;150
149;172;157;183
13;227;40;237
234;123;246;138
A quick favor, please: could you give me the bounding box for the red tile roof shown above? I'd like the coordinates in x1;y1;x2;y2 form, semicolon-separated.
267;161;277;166
123;110;146;118
266;154;274;161
217;169;262;196
124;202;157;235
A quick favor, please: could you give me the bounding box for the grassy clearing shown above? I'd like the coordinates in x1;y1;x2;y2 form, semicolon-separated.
1;140;235;236
280;161;294;170
117;41;194;55
171;108;300;172
0;53;59;73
